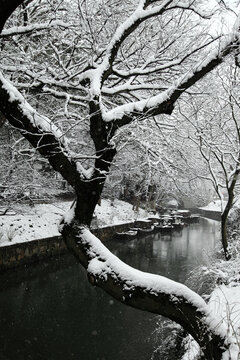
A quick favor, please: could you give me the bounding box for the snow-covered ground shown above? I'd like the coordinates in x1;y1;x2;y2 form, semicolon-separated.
182;284;240;360
200;199;226;211
181;204;240;360
0;199;149;247
208;285;240;359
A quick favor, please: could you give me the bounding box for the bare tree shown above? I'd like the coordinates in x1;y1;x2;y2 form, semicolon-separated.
179;63;240;258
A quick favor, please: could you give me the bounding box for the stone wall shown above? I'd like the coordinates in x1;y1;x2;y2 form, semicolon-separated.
198;209;221;221
0;222;135;271
92;222;134;242
0;236;66;271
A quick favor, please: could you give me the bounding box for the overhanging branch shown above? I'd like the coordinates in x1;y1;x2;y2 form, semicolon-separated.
62;223;227;360
0;72;81;188
103;35;239;128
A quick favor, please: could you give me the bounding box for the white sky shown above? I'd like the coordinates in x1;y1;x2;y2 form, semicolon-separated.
205;0;240;36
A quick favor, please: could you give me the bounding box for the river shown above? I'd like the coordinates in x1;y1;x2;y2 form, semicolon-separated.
0;218;220;360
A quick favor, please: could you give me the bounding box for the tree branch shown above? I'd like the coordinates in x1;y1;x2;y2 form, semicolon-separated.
61;223;227;360
0;20;73;37
0;71;82;188
102;31;239;127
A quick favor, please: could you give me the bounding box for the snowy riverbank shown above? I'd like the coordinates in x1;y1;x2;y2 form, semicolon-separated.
0;199;149;247
200;199;226;212
182;215;240;360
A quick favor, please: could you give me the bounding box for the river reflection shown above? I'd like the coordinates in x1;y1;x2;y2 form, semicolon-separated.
0;218;219;360
110;218;219;284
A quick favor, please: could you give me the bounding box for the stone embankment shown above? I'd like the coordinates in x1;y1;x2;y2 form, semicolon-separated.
0;222;135;271
0;212;204;271
197;209;221;221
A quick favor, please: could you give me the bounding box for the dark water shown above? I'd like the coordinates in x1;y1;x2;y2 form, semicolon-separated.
0;218;219;360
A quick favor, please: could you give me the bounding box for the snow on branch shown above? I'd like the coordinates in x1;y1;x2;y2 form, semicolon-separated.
102;83;166;95
167;1;213;19
83;227;206;308
113;58;192;79
101;17;240;124
62;224;228;355
37;87;88;108
112;37;219;79
9;67;89;96
0;20;73;37
87;0;216;98
88;0;181;97
0;71;62;139
0;71;92;185
103;0;172;58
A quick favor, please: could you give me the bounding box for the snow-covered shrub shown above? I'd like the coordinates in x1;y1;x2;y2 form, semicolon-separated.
227;208;240;241
151;319;185;360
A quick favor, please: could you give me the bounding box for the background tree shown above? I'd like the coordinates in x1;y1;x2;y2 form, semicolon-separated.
177;61;240;258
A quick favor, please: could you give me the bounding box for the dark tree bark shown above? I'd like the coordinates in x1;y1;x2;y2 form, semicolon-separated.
221;169;240;258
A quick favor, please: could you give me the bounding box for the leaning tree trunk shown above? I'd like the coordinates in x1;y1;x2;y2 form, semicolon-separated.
61;223;228;360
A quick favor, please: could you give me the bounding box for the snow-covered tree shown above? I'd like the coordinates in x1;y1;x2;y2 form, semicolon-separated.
103;116;183;209
1;1;240;358
179;62;240;258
